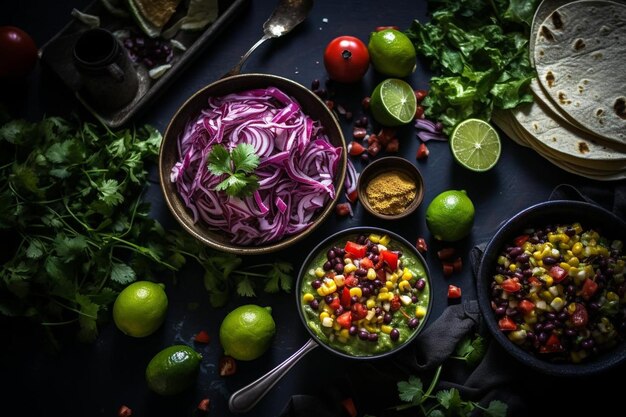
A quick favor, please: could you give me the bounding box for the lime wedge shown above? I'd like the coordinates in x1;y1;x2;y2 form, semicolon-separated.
450;119;501;172
369;78;417;127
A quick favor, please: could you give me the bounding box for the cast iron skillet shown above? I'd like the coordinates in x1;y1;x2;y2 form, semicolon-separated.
228;226;432;412
476;200;626;377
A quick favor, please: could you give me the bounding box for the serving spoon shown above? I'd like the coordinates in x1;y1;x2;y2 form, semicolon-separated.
222;0;314;78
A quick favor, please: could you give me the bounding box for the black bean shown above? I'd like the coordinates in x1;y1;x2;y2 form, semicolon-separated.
495;306;506;316
327;249;336;260
516;253;530;264
335;306;344;315
543;322;555;332
389;329;400;341
408;318;419;329
565;328;578;337
356;235;366;245
581;338;595;350
537;332;548;343
311;280;322;289
543;256;557;265
349;325;358;336
373;279;382;288
325;295;334;304
411;295;418;303
356;268;367;277
368;333;379;342
383;313;392;324
334;263;344;273
509;247;523;257
323;261;332;271
362;286;371;297
309;299;319;310
415;279;426;291
358;330;369;341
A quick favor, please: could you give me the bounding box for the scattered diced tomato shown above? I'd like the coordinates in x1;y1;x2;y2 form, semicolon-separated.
501;278;522;293
348;141;365;156
498;316;517;331
380;250;399;270
367;141;381;157
528;277;543;287
377;127;395;146
345;241;367;258
581;278;598;300
194;330;211;344
570;303;589;328
360;257;373;269
118;405;132;417
390;295;401;311
437;247;456;260
442;262;454;277
416;142;429;160
340;287;351;307
447;284;462;299
549;265;568;283
344;275;359;287
329;296;341;310
415;237;428;253
341;397;358;417
540;333;564;353
414;105;424;119
346;189;358;203
219;356;237;376
351;302;367;320
452;257;463;273
335;202;352;216
414;89;428;102
386;137;400;153
197;398;211;412
518;299;535;315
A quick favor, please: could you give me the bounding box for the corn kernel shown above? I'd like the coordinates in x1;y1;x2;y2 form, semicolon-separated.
378;287;389;293
508;329;527;344
402;268;413;280
333;274;345;287
400;295;413;305
333;321;341;331
343;264;357;274
367;268;377;280
607;291;619;302
339;328;349;338
550;297;565;311
572;242;583;256
542;275;554;287
314;267;325;278
377;292;392;301
389;273;398;283
385;281;395;290
364;323;377;332
398;280;412;292
368;234;381;243
381;325;393;334
302;293;315;303
366;298;376;309
379;234;391;246
319;311;330;320
322;317;333;327
509;264;517;272
365;310;376;321
349;287;362;298
415;305;427;318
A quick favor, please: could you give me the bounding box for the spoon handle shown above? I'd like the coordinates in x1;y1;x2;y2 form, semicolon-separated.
227;338;319;413
222;33;272;78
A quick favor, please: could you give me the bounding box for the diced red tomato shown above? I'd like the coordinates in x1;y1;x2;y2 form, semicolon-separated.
390;295;401;311
344;275;359;287
348;141;365;156
540;333;564;353
380;250;399;270
514;234;529;247
528;277;543;287
351;302;367;320
336;311;353;328
341;397;357;417
360;257;374;269
194;330;211;344
336;202;352;216
345;241;366;258
346;189;358;203
414;89;428;102
501;278;522;293
442;262;454;277
329;296;341;310
416;142;429;160
197;398;211;412
118;405;132;417
549;265;568;283
437;247;456;260
414;105;424;119
219;356;237;376
498;316;517;331
415;237;428;253
452;257;463;273
447;285;462;299
518;299;535;315
570;302;589;328
340;287;351;307
581;278;598;300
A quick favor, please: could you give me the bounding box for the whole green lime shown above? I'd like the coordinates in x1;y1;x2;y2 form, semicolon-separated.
219;304;276;361
425;190;475;241
113;281;168;337
368;29;417;77
145;345;202;396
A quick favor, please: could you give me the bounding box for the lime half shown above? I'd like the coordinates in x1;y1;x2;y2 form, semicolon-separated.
369;79;417;127
450;119;501;172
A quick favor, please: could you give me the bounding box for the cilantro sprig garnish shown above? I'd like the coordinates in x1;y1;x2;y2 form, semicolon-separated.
207;143;260;198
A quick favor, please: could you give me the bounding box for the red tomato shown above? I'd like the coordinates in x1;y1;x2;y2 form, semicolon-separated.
447;285;462;299
549;265;568;283
323;36;369;83
380;250;398;270
344;241;366;258
336;311;352;328
517;299;535;315
581;278;598;300
501;278;522;293
498;316;516;331
0;26;38;79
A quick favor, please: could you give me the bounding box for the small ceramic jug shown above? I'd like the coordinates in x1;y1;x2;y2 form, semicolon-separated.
73;28;138;110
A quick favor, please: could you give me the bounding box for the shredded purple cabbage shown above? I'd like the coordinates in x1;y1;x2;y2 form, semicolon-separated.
170;87;343;245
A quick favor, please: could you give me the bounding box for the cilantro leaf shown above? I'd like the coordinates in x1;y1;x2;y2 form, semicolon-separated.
110;262;136;285
236;277;256;297
484;400;508;417
75;294;99;342
454;333;487;367
436;388;462;411
264;262;293;293
398;375;424;403
207;144;260;198
98;179;124;207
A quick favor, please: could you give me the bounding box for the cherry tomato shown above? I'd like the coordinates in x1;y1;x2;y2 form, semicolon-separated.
0;26;38;79
323;36;369;83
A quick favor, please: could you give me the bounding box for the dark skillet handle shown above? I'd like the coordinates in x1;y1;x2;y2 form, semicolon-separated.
228;338;319;413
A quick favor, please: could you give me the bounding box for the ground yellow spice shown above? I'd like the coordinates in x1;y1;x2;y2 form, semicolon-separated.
365;171;416;215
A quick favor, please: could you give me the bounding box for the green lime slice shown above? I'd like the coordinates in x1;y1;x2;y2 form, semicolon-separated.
450;119;501;172
369;78;417;127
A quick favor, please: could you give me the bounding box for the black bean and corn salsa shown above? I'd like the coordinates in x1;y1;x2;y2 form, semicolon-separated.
300;233;430;357
489;222;626;363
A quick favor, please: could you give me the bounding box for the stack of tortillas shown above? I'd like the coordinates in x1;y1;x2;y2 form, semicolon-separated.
492;0;626;180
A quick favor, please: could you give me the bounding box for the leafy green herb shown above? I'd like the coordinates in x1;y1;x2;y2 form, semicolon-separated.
396;365;508;417
0;116;292;343
452;333;488;367
207;143;260;198
405;0;538;134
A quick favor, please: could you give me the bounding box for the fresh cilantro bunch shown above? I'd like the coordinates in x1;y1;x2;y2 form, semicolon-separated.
396;366;507;417
207;143;260;198
0;117;292;344
406;0;538;134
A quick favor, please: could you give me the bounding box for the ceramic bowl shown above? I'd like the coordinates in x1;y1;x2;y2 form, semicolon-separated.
357;156;424;220
159;73;347;255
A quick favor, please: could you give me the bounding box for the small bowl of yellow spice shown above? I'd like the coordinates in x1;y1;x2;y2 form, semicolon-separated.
357;156;424;220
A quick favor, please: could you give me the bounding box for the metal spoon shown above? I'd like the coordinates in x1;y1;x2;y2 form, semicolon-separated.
222;0;314;78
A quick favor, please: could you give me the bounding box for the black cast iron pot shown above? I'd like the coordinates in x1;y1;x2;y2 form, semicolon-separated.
476;200;626;377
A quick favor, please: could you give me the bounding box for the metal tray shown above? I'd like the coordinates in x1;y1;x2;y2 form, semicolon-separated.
40;0;248;128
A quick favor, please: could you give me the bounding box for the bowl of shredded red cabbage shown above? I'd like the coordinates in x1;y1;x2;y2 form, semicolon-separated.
159;74;347;254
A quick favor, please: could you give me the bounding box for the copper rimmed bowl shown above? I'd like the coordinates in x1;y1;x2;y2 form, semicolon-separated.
159;74;347;255
476;200;626;376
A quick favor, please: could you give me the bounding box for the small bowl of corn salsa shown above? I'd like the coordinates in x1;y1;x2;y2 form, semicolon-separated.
477;200;626;376
298;227;432;358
